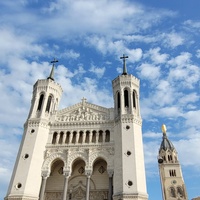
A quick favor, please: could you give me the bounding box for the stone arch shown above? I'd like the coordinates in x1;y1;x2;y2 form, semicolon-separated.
41;151;67;173
67;151;88;170
116;90;121;109
46;94;54;113
133;89;137;108
37;92;45;111
89;151;113;169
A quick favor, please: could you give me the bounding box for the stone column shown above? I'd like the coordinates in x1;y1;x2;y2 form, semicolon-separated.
108;170;114;200
85;170;92;200
56;132;60;144
63;132;67;144
69;131;73;144
76;131;79;143
82;131;86;143
39;173;49;200
95;132;98;143
102;131;106;143
89;131;92;143
62;171;71;200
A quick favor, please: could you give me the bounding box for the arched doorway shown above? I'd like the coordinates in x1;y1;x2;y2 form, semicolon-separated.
90;158;109;200
68;159;87;200
45;159;65;200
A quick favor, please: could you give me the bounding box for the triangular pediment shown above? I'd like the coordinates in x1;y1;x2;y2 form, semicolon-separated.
55;100;113;122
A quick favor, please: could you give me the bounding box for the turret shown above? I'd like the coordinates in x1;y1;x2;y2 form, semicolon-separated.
158;124;188;200
28;59;62;120
112;55;148;200
5;60;63;200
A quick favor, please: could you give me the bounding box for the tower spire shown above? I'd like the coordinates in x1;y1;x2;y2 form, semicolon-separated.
120;54;128;75
158;124;188;200
47;58;58;81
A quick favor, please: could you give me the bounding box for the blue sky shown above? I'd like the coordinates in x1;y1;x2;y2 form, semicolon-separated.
0;0;200;199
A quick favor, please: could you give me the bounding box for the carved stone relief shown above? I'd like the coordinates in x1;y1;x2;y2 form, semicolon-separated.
56;106;110;122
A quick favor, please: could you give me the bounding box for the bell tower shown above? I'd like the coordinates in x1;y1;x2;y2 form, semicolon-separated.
158;124;188;200
112;55;148;200
5;60;63;200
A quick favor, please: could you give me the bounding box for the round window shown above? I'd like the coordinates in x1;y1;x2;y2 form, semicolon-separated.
16;183;22;189
128;181;133;186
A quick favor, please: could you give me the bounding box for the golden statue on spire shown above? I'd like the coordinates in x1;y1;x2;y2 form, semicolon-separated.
161;124;167;135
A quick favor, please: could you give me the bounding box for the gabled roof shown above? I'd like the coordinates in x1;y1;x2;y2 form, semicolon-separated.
55;99;114;123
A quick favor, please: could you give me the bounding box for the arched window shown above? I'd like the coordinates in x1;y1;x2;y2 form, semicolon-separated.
98;130;103;142
72;131;77;144
170;187;176;198
37;94;44;111
133;91;136;108
124;89;129;107
52;132;57;144
46;95;52;112
85;131;90;143
177;187;183;197
66;131;70;144
117;92;120;109
78;131;83;143
58;132;64;144
105;130;110;142
92;130;96;143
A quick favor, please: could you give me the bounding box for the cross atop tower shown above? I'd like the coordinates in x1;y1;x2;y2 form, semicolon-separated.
120;54;128;75
51;58;58;66
81;97;87;104
48;58;58;81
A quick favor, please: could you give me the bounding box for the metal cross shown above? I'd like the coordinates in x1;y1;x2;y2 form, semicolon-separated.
120;54;128;75
51;58;58;66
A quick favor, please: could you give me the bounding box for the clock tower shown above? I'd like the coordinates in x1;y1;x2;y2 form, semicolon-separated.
158;124;188;200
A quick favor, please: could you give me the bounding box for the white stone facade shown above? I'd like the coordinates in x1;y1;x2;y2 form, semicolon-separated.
5;67;148;200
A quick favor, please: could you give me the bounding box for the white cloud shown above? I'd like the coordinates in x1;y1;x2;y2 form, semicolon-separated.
123;34;157;44
63;49;80;60
196;49;200;58
126;48;143;62
174;137;200;167
89;65;106;78
146;47;169;64
0;28;45;64
137;63;160;80
162;32;184;48
168;52;191;67
184;110;200;129
183;20;200;30
178;93;199;106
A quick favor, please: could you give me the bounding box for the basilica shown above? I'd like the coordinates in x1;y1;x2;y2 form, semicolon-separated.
4;56;188;200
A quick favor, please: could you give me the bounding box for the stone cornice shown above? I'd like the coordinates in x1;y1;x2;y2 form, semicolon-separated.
24;118;50;128
49;120;114;128
115;115;142;126
46;142;114;149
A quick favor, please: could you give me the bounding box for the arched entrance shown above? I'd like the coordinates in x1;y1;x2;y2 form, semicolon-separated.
90;158;109;200
68;159;87;200
45;159;65;200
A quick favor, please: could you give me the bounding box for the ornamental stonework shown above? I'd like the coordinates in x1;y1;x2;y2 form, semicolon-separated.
56;106;110;122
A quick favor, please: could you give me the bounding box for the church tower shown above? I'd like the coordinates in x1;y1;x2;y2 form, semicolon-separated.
112;55;148;200
5;60;63;200
158;124;188;200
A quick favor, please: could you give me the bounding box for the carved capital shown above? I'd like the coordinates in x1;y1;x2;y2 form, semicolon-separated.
85;169;92;177
63;170;71;177
107;169;114;177
41;170;50;178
